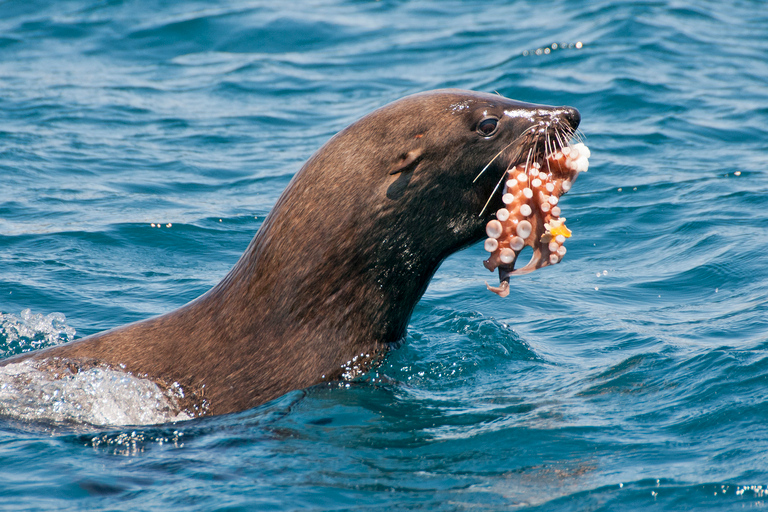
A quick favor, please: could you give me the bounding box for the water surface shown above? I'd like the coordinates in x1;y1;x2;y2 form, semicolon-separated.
2;0;768;509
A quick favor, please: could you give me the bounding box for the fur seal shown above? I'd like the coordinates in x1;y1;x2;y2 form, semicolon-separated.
1;90;582;418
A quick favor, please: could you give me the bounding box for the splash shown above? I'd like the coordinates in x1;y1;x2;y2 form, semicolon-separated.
0;309;76;358
0;360;191;426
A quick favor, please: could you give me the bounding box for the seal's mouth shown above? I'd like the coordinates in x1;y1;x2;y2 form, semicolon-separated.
483;142;590;297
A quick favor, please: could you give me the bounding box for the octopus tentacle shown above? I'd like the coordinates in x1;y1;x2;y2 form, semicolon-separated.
483;141;590;297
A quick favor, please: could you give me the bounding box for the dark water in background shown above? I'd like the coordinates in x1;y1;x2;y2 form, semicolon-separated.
2;0;768;509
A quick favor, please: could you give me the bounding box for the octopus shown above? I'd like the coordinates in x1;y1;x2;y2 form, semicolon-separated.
483;142;591;297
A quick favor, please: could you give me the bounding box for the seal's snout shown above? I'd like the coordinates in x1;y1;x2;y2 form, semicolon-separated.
561;106;580;130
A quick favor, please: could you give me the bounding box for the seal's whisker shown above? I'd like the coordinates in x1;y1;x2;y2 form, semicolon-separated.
545;132;555;160
473;125;538;183
544;147;553;175
478;169;510;217
554;129;568;153
569;127;585;145
479;143;535;217
473;150;505;184
560;127;571;147
523;147;534;175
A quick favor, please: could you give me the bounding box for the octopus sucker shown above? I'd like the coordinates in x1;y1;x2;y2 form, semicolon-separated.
484;142;590;297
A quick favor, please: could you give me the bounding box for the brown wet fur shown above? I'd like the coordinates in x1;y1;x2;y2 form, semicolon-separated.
2;90;580;418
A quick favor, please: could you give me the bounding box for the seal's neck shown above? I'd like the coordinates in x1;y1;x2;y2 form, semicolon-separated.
220;211;432;345
207;173;444;385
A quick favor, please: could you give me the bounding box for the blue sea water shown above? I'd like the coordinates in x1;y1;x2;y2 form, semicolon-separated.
2;0;768;509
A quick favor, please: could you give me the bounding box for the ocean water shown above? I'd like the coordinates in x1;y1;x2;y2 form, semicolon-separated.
2;0;768;509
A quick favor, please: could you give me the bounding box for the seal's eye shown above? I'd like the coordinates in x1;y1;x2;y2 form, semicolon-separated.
477;118;498;137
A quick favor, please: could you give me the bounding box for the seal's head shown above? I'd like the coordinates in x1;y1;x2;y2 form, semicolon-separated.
255;89;586;342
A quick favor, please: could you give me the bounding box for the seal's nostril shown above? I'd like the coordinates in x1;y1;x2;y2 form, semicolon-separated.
563;107;580;130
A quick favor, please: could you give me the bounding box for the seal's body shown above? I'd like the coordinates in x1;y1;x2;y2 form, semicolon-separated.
2;90;581;417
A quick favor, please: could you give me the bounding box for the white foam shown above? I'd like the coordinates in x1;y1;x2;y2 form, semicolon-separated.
0;360;191;426
0;309;75;357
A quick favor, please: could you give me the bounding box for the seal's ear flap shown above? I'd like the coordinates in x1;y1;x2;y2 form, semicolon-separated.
389;148;423;175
